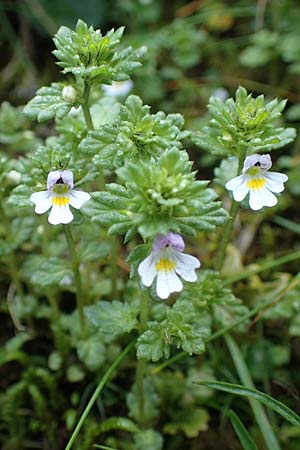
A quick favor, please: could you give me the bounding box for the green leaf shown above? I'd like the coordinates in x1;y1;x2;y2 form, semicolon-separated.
179;270;249;330
127;378;159;423
76;335;106;370
85;148;228;240
126;244;150;278
97;416;138;434
24;83;72;122
133;430;163;450
164;407;209;438
29;257;73;288
228;410;259;450
137;299;211;362
191;86;296;158
80;95;188;169
85;300;139;336
52;20;144;85
197;381;300;427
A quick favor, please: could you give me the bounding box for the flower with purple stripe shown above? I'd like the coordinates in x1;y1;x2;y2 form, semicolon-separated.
138;232;200;299
30;170;90;225
225;154;288;210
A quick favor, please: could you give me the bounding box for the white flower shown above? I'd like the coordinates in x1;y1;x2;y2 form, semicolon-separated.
225;154;288;211
102;80;133;97
138;232;200;299
30;170;91;225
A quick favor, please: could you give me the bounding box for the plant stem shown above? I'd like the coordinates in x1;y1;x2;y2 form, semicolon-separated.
225;334;281;450
110;236;119;300
215;148;246;271
64;340;135;450
82;83;94;131
64;224;86;338
136;292;149;428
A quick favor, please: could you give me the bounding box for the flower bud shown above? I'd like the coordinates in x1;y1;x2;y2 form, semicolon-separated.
62;85;77;103
6;170;21;185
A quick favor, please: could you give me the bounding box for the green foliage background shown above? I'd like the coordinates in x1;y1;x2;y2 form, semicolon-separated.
1;1;300;450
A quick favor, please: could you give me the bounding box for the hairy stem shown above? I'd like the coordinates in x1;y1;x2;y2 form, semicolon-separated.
82;83;94;131
136;292;149;428
64;225;86;338
215;148;246;271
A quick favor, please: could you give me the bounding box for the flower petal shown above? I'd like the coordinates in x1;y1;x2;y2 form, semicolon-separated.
61;170;74;188
249;187;277;210
156;269;183;299
138;253;157;287
265;172;288;193
69;190;91;209
226;175;249;201
30;191;52;214
47;171;62;190
48;204;73;225
173;251;200;282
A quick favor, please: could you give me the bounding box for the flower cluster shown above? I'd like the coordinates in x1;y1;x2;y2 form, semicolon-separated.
138;232;200;299
30;170;90;225
226;154;288;210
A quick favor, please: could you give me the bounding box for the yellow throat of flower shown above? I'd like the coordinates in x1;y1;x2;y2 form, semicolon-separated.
52;184;70;206
247;178;266;190
155;258;176;272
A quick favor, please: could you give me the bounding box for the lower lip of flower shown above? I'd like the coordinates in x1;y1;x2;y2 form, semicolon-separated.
52;196;70;206
247;178;266;190
155;258;176;272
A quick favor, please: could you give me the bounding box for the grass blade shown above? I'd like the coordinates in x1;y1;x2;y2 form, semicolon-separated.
197;381;300;427
225;334;282;450
228;410;259;450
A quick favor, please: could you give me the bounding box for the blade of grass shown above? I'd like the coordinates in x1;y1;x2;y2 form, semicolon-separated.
228;409;259;450
197;381;300;427
225;334;282;450
64;339;135;450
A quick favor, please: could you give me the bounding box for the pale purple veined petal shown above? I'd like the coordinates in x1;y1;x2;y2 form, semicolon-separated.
153;232;185;252
243;154;261;172
61;170;74;188
156;269;183;299
69;190;91;209
173;250;200;282
30;191;52;214
138;253;157;287
47;171;62;190
48;204;73;225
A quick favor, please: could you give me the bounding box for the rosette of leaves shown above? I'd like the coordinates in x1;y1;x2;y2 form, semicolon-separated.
83;148;228;240
192;86;296;157
52;19;144;85
80;95;189;168
179;270;249;330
